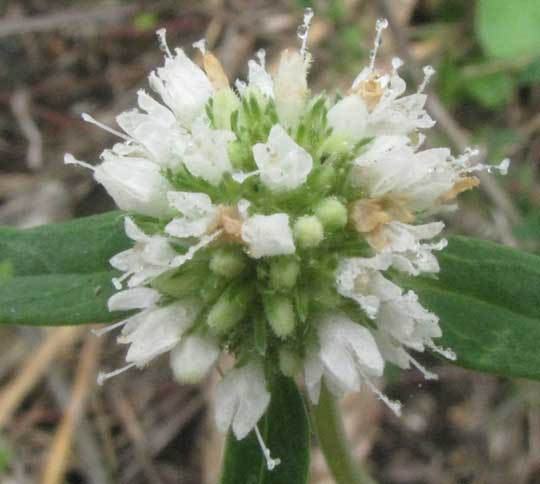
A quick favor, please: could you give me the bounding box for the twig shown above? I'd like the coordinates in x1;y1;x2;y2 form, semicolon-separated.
378;0;522;227
110;387;166;484
41;335;101;484
0;327;82;428
0;4;140;38
10;89;43;170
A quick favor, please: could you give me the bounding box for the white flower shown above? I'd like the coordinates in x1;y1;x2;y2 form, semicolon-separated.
273;50;309;128
335;253;399;319
327;95;368;142
382;221;447;275
170;334;221;383
215;361;271;439
182;117;235;185
247;51;274;98
352;63;434;136
352;135;454;212
115;90;188;170
165;191;218;238
118;301;199;367
65;152;172;218
241;213;296;258
149;48;213;127
252;125;313;191
305;313;402;415
110;217;177;288
107;287;161;311
97;291;199;384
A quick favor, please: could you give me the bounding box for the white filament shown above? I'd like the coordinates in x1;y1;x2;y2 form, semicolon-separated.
369;18;389;72
254;425;281;471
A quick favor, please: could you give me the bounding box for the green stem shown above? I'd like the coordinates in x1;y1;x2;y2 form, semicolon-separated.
311;384;378;484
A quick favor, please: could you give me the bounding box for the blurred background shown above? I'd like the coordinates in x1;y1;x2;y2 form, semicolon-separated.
1;0;540;483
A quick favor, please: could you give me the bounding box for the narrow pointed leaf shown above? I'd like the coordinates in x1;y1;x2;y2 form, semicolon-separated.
220;376;310;484
0;212;130;325
406;236;540;380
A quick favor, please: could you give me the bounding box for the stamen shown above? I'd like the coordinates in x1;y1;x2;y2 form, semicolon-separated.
297;7;314;58
97;363;135;385
408;355;439;380
427;341;457;361
193;38;207;55
64;153;95;171
391;57;404;73
169;230;222;268
256;48;266;68
232;170;260;183
369;18;389;72
254;425;281;471
157;28;172;58
81;113;131;141
92;319;128;337
417;65;435;93
361;372;402;416
111;271;132;290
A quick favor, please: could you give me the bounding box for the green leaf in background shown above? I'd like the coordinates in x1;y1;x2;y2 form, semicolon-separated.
0;212;130;326
406;236;540;380
464;71;514;108
220;376;310;484
476;0;540;59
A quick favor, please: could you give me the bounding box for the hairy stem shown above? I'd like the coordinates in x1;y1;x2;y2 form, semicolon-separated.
311;384;378;484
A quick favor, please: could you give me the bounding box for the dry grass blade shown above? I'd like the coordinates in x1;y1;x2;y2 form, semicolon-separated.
0;327;82;429
41;334;101;484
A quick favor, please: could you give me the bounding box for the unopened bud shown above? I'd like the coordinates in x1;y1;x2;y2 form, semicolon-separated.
207;284;252;335
212;88;240;130
264;294;296;338
269;257;300;289
209;247;247;278
279;348;301;377
293;215;324;249
315;197;348;231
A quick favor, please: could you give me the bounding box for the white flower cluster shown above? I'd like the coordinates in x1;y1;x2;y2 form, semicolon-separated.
66;14;508;468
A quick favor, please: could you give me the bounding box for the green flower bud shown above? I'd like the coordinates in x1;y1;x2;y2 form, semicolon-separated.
264;294;296;339
310;163;337;192
293;215;324;249
209;247;247;278
207;284;252;335
212;88;241;130
315;197;348;231
269;257;300;289
278;348;301;377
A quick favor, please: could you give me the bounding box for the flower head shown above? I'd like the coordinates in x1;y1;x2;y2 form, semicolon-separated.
66;15;508;466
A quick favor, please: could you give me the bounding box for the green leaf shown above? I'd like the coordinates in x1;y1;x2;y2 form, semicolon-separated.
476;0;540;59
0;212;130;325
406;236;540;380
0;272;122;325
0;211;129;276
463;71;514;108
220;376;310;484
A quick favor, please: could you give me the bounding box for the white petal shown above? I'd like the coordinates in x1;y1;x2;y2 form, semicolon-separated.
149;48;213;126
170;335;220;383
274;50;308;128
327;95;368;142
124;217;149;243
182;117;235;185
241;213;295;258
121;302;199;367
304;349;324;404
253;125;313;191
165;191;218;238
215;362;270;440
107;287;161;311
248;59;274;98
94;156;171;217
